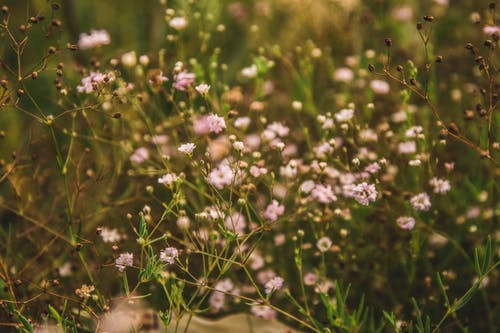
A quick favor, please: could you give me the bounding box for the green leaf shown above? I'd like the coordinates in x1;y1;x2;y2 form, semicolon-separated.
481;236;491;275
453;283;479;311
14;310;33;333
48;304;62;325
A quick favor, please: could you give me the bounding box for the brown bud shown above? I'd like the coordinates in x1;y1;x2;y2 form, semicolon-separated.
409;78;417;85
112;112;122;119
447;122;459;135
75;243;83;251
52;279;60;287
57;62;64;70
463;110;474;120
439;128;448;139
0;80;7;89
1;6;8;14
416;22;423;30
423;15;434;22
51;19;62;27
37;15;45;21
474;55;483;63
28;17;38;24
48;46;57;54
484;39;493;48
479;108;488;117
17;89;24;97
67;44;78;51
96;227;103;235
51;3;61;10
384;38;393;47
396;65;403;72
14;279;22;287
368;64;375;72
31;72;38;80
435;56;443;63
228;110;239;118
0;131;5;138
56;69;63;77
489;2;496;9
19;25;27;33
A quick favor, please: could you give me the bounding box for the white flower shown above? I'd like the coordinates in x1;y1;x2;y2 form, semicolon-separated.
100;227;122;243
115;253;133;272
160;247;179;264
234;116;251;129
334;67;354;83
233;141;245;151
77;29;110;49
398;141;417;154
429;177;451;194
121;51;137;67
316;236;332;252
195;83;210;96
178;143;196;154
241;64;258;78
158;173;178;185
351;182;378;205
370;79;390;94
169;17;188;30
410;192;431;211
335;108;354;122
396;216;416;230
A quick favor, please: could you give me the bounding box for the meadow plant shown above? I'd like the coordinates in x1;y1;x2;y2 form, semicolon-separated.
0;1;498;332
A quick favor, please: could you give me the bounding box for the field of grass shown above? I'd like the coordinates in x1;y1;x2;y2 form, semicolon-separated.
0;0;498;332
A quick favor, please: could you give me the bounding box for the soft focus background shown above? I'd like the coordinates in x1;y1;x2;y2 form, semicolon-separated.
0;0;498;332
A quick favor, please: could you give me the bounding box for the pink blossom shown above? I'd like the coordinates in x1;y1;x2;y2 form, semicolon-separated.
429;177;451;194
396;216;416;230
251;305;276;320
130;147;149;163
160;247;179;264
115;253;133;272
78;29;110;49
410;192;431;211
483;25;500;34
208;160;234;189
351;182;378;205
264;276;284;294
262;200;284;222
207;114;226;133
178;142;196;154
311;184;338;204
173;71;196;91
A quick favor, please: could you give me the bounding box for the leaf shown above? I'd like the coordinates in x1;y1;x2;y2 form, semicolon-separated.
48;304;62;325
481;236;491;275
453;283;479;311
14;310;33;333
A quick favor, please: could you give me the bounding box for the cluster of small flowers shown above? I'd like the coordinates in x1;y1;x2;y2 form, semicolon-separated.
78;29;111;49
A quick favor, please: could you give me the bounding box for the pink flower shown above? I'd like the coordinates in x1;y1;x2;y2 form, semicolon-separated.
208;160;234;189
311;184;337;204
262;200;285;222
78;29;110;49
207;114;226;134
429;177;451;194
251;305;276;320
370;80;390;94
115;253;133;272
130;147;149;163
250;165;268;177
77;71;114;93
352;182;378;205
160;247;179;264
396;216;416;230
264;276;284;294
410;192;431;211
178;142;196;154
173;71;196;91
483;25;500;34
